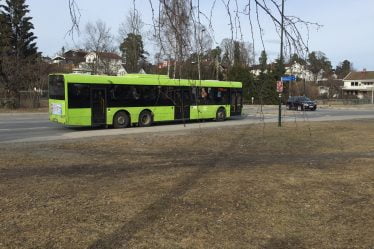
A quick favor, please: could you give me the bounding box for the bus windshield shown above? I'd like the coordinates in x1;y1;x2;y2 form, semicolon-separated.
49;75;65;100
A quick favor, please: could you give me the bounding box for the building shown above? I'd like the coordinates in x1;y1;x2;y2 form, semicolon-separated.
342;70;374;99
317;79;343;98
249;63;275;76
84;52;123;75
250;61;315;81
63;49;88;66
50;50;125;75
51;56;66;64
285;61;314;81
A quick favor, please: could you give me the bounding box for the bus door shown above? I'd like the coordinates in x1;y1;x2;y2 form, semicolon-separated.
230;88;243;116
91;87;107;125
174;87;190;120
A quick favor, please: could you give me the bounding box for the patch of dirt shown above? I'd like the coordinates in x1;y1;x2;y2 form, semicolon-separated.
0;120;373;248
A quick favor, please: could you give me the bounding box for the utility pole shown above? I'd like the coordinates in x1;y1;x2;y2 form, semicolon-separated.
278;0;285;127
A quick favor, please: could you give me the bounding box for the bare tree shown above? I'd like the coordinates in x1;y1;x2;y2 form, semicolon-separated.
157;0;193;78
83;20;115;74
68;0;320;73
119;9;144;38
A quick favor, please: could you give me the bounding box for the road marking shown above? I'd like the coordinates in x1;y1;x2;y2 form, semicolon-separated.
0;127;53;132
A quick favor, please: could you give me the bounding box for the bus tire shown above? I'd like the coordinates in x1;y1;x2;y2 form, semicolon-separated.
138;110;153;127
216;107;226;121
113;111;130;128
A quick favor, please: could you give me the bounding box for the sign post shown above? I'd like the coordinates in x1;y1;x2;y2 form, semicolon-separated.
281;75;296;97
277;75;294;127
281;75;296;82
277;81;283;127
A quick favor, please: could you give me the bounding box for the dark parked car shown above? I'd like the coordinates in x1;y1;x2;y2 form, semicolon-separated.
286;96;317;111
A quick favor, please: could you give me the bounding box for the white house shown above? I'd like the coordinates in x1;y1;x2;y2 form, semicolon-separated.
250;61;315;81
82;52;123;75
285;61;314;81
51;56;66;64
342;70;374;99
117;67;128;76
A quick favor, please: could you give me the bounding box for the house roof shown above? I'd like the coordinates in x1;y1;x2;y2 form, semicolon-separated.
52;56;65;60
64;50;88;58
343;71;374;81
249;63;277;71
86;52;122;60
99;52;122;60
63;50;87;65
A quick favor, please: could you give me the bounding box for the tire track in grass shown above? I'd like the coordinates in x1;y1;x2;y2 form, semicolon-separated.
87;165;211;249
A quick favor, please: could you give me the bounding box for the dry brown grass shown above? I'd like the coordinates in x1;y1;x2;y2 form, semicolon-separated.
0;120;373;248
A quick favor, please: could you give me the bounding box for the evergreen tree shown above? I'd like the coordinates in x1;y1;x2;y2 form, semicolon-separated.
227;64;253;102
120;33;147;73
307;51;332;81
233;41;241;67
251;51;284;105
0;0;38;106
258;50;267;72
288;53;306;65
256;51;276;104
0;0;38;58
335;60;352;79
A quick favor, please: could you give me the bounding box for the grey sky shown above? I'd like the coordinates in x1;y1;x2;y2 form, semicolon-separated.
28;0;374;70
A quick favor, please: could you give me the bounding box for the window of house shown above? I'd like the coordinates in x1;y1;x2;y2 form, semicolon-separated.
355;82;359;86
351;82;354;86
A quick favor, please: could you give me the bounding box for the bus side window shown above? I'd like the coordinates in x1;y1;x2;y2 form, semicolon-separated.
166;86;176;105
191;87;197;105
158;86;173;106
68;84;90;108
198;87;208;105
182;87;191;105
131;86;140;100
141;86;157;105
108;86;118;106
217;87;228;105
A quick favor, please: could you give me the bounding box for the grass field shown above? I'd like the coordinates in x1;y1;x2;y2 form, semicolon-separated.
0;120;373;248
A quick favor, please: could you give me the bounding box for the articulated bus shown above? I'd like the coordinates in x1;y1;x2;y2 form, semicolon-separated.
48;74;242;128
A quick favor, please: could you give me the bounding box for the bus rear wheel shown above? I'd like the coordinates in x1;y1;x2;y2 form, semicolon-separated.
138;110;153;127
113;111;130;128
216;108;226;121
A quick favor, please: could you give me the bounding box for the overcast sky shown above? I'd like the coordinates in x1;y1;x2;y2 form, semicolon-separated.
28;0;374;70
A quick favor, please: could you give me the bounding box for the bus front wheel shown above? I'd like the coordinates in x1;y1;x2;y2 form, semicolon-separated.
138;110;153;127
216;108;226;121
113;111;130;128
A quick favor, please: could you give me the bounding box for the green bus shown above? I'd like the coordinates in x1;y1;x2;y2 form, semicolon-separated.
48;74;242;128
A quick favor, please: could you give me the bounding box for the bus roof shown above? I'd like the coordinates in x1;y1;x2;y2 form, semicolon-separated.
54;73;242;88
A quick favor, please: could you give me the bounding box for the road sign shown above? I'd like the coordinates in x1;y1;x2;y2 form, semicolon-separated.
276;81;283;93
281;75;296;81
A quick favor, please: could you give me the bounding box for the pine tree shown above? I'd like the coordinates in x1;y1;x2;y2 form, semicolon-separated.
120;33;147;73
1;0;38;58
0;0;38;106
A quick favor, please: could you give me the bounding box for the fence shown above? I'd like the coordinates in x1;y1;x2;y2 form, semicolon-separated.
0;90;48;109
317;99;373;105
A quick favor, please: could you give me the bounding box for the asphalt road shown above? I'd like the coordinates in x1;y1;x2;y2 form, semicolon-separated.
1;105;374;143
